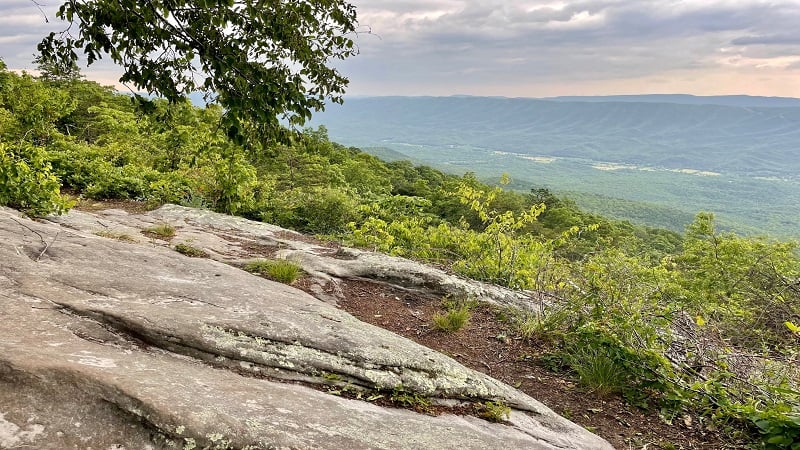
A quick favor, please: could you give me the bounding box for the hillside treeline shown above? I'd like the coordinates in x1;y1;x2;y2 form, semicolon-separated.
1;62;798;447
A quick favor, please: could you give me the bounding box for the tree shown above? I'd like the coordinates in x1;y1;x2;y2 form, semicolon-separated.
33;54;84;84
38;0;359;144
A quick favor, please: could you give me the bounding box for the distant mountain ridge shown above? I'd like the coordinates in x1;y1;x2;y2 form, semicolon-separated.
543;94;800;108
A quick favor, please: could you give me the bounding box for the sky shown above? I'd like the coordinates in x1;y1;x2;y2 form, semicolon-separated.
3;0;800;97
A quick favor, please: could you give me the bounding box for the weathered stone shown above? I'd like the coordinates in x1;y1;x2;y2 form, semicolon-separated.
1;206;612;449
51;204;549;310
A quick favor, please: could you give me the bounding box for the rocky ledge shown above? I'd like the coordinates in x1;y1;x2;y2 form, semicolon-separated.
0;205;612;449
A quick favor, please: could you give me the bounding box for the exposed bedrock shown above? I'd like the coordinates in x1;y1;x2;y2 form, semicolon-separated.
0;206;611;449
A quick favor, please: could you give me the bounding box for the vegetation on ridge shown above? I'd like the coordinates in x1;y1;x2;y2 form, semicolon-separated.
1;63;799;447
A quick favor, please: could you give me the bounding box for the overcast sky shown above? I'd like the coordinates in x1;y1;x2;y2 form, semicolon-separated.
3;0;800;97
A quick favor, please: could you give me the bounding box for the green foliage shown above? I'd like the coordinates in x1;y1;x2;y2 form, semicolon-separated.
260;184;361;234
0;70;76;145
39;0;358;142
479;401;511;422
174;243;209;258
750;407;800;449
0;142;72;216
566;248;678;350
558;329;677;407
432;298;473;333
513;309;569;341
538;214;800;444
34;53;84;84
451;178;547;287
293;187;361;234
347;177;582;290
389;386;432;413
145;223;176;238
514;314;542;341
196;146;259;214
677;212;800;349
244;259;302;285
567;346;628;397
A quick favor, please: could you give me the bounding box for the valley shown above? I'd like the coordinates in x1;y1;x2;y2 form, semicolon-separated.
310;95;800;237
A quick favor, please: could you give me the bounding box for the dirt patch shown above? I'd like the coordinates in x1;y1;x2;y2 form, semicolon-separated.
74;198;153;214
325;278;743;450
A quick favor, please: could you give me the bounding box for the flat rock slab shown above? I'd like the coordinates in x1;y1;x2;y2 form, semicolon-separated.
0;207;612;449
53;204;544;309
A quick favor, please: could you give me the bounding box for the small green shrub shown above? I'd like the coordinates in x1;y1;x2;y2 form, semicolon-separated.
244;259;302;284
145;222;176;238
174;243;209;258
513;308;570;342
568;346;627;397
479;401;511;422
432;303;471;332
265;187;362;234
750;407;800;449
390;386;432;413
515;313;545;341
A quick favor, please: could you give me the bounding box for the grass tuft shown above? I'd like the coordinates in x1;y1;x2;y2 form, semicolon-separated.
144;222;176;238
569;347;627;397
432;303;471;332
515;314;541;341
174;243;209;258
244;259;302;284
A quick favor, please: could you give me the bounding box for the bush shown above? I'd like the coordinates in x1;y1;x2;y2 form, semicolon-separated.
0;142;72;216
750;407;800;449
195;147;259;214
299;187;362;234
264;187;361;234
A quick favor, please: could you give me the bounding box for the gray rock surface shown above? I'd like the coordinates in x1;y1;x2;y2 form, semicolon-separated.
0;206;612;449
51;204;545;309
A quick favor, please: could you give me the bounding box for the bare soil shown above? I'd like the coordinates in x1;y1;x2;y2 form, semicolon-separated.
74;197;154;214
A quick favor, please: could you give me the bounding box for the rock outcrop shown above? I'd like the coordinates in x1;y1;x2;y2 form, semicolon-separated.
0;205;612;449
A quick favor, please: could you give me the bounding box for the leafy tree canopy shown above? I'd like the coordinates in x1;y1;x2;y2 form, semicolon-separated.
38;0;359;144
33;53;84;84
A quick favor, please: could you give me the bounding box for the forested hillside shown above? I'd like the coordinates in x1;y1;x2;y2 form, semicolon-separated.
2;64;799;447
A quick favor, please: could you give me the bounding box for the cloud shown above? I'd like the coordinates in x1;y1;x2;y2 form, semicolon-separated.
0;1;65;69
2;0;800;96
732;34;800;46
338;0;800;95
